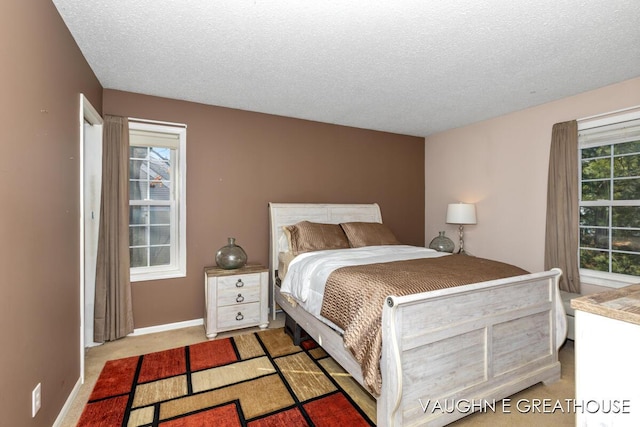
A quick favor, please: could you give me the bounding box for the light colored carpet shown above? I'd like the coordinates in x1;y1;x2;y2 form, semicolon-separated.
60;313;575;426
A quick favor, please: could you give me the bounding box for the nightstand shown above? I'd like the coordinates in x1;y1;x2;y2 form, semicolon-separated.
203;264;269;339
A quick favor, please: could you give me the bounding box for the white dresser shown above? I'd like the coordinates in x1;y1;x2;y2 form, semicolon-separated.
572;285;640;427
204;264;269;339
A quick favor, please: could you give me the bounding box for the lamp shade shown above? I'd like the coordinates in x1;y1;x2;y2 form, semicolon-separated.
446;203;477;225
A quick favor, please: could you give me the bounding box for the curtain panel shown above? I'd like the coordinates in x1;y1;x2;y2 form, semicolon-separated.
544;120;580;293
94;115;134;342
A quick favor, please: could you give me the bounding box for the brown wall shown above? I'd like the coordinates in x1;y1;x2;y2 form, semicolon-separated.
1;1;103;426
103;90;425;328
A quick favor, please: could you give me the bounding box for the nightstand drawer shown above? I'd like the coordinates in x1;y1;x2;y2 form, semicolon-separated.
217;302;261;329
217;273;261;291
217;285;260;307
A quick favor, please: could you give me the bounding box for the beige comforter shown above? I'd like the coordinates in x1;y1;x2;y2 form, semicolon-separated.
320;255;528;396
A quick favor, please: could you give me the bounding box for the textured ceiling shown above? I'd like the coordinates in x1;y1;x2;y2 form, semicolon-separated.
52;0;640;137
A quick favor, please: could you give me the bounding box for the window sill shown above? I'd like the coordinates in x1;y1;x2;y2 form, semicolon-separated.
131;268;186;282
580;269;639;289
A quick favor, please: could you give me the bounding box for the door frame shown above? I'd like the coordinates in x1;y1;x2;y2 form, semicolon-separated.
79;94;103;382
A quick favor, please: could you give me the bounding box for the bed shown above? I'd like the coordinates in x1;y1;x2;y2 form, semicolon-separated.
269;202;566;427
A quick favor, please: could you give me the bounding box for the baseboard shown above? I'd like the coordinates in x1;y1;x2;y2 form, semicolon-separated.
129;318;204;336
53;376;82;427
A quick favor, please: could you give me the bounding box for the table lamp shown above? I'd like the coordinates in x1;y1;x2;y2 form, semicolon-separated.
446;203;477;255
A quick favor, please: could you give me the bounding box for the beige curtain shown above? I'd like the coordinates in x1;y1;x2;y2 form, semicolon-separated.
544;120;580;293
94;115;134;342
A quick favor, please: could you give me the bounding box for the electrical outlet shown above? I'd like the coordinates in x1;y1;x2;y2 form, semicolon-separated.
32;383;41;417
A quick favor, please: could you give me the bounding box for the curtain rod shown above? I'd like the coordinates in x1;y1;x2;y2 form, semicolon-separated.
128;117;187;128
577;105;640;122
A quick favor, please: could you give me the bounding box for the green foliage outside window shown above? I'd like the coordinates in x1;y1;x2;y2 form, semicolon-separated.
580;140;640;277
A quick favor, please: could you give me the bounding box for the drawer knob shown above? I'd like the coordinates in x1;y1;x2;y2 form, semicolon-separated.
235;279;244;288
236;294;245;303
236;312;244;321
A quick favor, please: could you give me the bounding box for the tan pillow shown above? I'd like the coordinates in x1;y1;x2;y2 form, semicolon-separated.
284;221;350;255
340;222;401;247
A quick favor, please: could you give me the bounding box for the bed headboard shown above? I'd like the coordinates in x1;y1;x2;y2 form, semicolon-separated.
268;202;383;286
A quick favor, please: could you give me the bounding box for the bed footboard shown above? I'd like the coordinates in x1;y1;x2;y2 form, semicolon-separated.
379;268;564;427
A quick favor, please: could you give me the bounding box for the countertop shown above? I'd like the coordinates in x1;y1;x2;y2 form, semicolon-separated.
571;284;640;325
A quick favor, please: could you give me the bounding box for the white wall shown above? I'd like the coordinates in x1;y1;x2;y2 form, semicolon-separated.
425;76;640;285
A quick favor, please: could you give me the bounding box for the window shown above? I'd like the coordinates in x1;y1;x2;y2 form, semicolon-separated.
129;121;186;281
578;112;640;285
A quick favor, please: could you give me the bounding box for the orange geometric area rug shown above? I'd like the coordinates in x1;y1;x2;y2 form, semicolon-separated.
77;328;376;426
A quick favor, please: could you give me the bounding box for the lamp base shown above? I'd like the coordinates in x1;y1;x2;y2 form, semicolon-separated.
456;225;472;255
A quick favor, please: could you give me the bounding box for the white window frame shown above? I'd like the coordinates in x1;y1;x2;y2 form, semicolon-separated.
578;109;640;289
129;120;187;282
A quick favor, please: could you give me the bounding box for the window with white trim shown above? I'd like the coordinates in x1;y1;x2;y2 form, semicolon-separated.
129;121;186;281
578;113;640;281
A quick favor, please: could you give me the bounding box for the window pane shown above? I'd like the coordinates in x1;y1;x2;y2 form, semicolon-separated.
580;249;609;272
130;146;148;159
581;180;610;201
150;225;170;245
129;226;147;246
612;206;640;228
612;229;640;252
614;141;640;155
129;159;148;180
581;158;610;180
130;181;148;200
149;159;170;176
614;154;640;178
580;228;609;249
150;206;170;224
148;159;171;201
149;181;171;201
130;247;147;268
150;246;170;266
613;177;640;200
612;252;640;276
151;147;170;160
582;145;610;159
579;206;608;227
130;206;148;225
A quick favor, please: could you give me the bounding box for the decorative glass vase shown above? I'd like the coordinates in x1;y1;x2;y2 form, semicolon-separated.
428;231;455;253
215;237;248;269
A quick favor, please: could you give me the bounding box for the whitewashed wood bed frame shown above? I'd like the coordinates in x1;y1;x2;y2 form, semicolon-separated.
268;202;566;427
